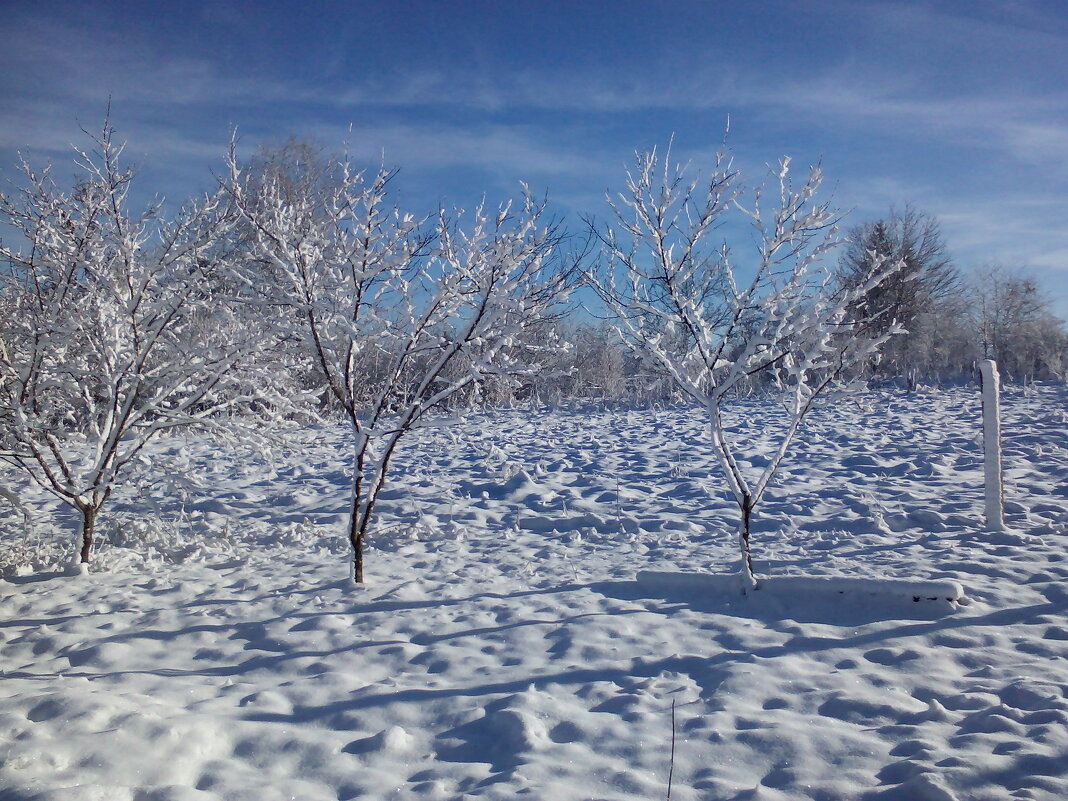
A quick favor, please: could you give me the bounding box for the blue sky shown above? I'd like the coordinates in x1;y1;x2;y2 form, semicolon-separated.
2;0;1066;314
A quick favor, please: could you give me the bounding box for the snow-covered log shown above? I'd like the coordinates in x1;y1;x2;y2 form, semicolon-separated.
637;571;966;604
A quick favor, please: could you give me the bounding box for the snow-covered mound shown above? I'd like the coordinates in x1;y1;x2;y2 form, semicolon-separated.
1;385;1066;800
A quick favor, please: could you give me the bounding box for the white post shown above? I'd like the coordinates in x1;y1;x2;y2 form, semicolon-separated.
979;359;1005;531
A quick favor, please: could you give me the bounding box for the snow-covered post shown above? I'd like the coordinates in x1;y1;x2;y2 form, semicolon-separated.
979;359;1005;531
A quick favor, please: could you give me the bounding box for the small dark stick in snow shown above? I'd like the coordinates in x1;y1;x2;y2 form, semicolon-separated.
666;697;676;801
979;359;1005;531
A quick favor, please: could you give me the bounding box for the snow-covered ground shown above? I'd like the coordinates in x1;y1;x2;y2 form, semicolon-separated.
2;385;1066;801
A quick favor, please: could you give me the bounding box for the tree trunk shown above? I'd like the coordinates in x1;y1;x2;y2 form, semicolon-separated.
737;493;757;590
348;490;364;584
79;504;99;564
348;429;368;585
346;433;400;587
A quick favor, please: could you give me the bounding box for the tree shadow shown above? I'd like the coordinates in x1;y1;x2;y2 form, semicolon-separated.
595;577;1067;653
1;568;78;586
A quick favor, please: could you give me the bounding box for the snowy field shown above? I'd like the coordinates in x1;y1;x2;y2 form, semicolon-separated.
2;385;1067;801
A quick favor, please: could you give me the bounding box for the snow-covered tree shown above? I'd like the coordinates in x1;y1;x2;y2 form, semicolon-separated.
590;144;902;589
227;145;574;583
0;124;286;565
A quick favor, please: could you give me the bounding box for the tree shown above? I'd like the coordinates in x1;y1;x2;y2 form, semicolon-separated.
837;205;964;385
0;123;285;565
972;265;1067;382
561;323;628;403
590;144;901;589
226;144;575;584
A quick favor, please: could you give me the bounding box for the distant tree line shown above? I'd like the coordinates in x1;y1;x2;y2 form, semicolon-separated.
834;205;1065;388
525;205;1065;406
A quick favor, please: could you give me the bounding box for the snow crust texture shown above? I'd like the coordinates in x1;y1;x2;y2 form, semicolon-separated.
2;386;1067;800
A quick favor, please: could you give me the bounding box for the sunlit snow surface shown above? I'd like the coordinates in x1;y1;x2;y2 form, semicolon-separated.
2;386;1066;801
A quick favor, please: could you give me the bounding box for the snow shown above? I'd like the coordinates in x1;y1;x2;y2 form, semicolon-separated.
2;385;1067;801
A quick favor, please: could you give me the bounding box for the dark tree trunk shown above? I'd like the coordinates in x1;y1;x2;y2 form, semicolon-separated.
346;434;399;586
739;493;755;585
79;504;99;564
348;492;364;584
348;429;367;585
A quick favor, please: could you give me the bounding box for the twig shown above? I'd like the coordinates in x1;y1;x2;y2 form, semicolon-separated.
564;552;580;582
667;697;676;801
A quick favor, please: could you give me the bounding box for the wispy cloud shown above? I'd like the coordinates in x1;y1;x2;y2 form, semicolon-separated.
6;3;1064;166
